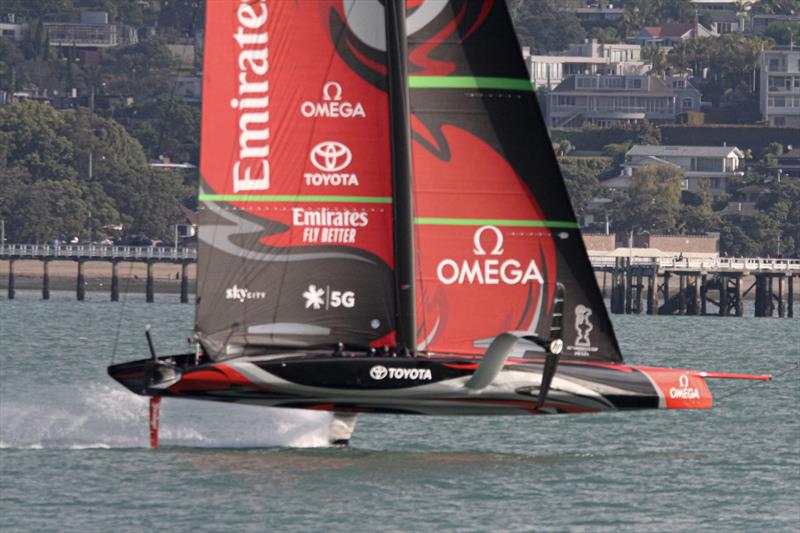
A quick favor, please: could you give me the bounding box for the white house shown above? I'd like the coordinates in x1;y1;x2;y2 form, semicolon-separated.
604;145;745;196
759;46;800;127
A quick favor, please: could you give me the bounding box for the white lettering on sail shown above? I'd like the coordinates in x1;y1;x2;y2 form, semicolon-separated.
230;1;270;192
294;207;367;244
300;81;366;119
436;226;544;286
303;284;356;310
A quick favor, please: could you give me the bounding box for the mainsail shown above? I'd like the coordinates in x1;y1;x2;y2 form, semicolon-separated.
196;0;621;363
197;1;397;357
401;0;622;361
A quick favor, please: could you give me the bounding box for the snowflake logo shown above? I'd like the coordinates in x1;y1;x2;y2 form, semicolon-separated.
303;284;325;310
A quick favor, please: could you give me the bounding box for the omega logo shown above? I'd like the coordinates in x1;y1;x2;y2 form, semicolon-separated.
322;81;343;101
473;225;505;256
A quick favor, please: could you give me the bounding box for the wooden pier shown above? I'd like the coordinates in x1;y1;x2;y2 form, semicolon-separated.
2;244;798;317
593;256;800;318
1;244;196;303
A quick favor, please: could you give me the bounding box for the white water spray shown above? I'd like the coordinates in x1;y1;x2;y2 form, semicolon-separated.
0;383;332;449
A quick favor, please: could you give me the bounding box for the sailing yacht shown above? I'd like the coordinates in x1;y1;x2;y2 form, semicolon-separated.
109;0;769;447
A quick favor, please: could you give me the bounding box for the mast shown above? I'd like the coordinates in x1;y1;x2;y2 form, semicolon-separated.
385;0;417;354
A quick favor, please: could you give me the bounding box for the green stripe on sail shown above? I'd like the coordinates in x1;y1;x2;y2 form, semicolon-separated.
199;194;393;204
409;76;534;92
414;217;579;229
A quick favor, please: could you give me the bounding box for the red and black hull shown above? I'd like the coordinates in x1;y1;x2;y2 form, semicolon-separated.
108;352;744;416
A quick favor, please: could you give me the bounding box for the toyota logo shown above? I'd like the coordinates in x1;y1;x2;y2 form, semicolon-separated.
310;141;352;172
369;365;388;380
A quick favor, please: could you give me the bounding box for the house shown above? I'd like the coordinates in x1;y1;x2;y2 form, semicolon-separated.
604;144;745;196
704;10;747;34
567;6;626;24
752;14;800;36
44;11;138;49
629;22;717;47
0;15;27;41
524;40;645;89
546;74;701;128
690;0;760;10
759;46;800;127
173;76;202;104
770;146;800;178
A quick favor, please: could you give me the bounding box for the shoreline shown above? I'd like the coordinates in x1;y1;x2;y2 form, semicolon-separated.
0;259;197;294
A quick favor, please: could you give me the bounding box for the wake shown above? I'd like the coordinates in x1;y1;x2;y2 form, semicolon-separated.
0;383;333;449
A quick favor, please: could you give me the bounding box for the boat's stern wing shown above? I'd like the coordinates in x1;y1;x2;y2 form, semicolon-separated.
634;366;771;409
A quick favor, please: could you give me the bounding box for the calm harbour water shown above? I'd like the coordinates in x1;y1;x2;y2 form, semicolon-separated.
1;290;798;532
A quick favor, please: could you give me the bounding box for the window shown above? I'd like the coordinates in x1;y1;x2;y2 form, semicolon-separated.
682;98;693;110
769;58;780;71
691;158;723;172
629;79;642;89
710;178;721;189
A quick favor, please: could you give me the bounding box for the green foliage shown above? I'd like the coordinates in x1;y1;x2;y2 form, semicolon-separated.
105;39;176;99
587;27;620;44
558;157;613;215
764;22;800;45
609;165;683;233
0;101;76;181
618;0;695;36
511;0;586;53
0;101;191;243
750;0;800;15
552;122;661;152
667;34;769;105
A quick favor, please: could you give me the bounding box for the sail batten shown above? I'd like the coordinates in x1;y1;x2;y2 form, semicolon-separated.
415;218;580;229
409;76;533;91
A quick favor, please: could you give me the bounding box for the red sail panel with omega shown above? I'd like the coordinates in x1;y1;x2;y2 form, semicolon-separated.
406;1;622;362
197;0;395;358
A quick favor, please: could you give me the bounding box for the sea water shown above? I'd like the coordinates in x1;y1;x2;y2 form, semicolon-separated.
1;290;798;532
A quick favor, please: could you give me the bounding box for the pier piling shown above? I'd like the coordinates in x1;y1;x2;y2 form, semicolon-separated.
146;262;154;303
111;261;119;302
180;262;189;304
42;260;50;300
7;259;15;300
76;260;85;301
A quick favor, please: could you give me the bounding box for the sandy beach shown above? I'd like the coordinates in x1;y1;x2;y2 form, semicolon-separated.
0;259;197;294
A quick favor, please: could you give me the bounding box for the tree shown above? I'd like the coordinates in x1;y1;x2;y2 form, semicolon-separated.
512;0;586;53
750;0;799;15
610;165;683;234
642;44;668;75
558;157;612;216
764;22;800;45
0;100;76;182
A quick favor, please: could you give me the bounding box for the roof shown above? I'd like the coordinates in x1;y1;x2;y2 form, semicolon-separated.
704;10;740;23
641;23;695;38
625;155;683;168
627;145;744;158
779;147;800;160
